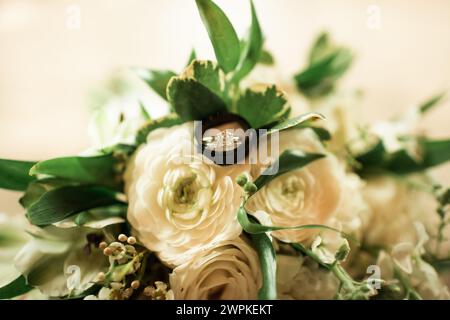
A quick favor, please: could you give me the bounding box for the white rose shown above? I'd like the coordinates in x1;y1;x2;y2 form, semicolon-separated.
247;128;343;243
277;255;339;300
125;122;248;266
169;238;262;300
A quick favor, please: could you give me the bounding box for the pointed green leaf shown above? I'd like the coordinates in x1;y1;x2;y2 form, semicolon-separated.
27;186;124;227
254;150;325;189
419;91;446;114
0;159;36;191
195;0;240;73
136;113;184;144
237;85;291;129
0;275;33;300
30;154;118;188
232;0;263;82
268;112;325;134
134;68;176;101
20;178;77;209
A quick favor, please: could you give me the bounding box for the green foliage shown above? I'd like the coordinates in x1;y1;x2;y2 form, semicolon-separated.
355;138;450;175
167;60;228;121
30;154;118;188
232;0;263;82
294;32;353;98
195;0;241;73
236;85;291;129
26;186;124;227
136;113;184;144
254;150;325;189
0;276;33;300
0;159;36;191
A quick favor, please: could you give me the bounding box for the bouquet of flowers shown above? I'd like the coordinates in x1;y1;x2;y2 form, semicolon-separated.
1;0;449;300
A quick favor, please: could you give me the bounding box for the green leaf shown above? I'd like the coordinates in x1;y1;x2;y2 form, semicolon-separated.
238;207;341;235
186;48;197;67
0;275;33;300
254;150;325;189
237;85;291;129
0;159;36;191
356;138;450;175
268;112;325;134
295;49;353;98
134;68;176;101
195;0;240;73
259;49;275;65
186;60;226;101
27;186;124;227
249;230;277;300
30;154;118;188
232;0;263;82
167;61;228;121
419;91;446;114
295;33;353;98
20;178;77;209
136;113;184;144
308;32;331;64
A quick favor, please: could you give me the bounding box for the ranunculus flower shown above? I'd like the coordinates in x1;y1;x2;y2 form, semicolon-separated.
169;238;262;300
124;123;248;266
246;128;343;243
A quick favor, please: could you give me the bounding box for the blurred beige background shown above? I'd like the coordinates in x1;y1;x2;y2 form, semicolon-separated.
1;0;450;214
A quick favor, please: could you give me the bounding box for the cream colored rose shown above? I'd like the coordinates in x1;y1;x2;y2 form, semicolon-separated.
247;128;343;243
169;238;262;300
277;255;339;300
125;122;248;266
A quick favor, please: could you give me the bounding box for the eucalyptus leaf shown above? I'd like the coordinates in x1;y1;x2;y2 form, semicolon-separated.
0;275;33;300
0;159;36;191
136;114;184;144
254;150;325;189
30;154;118;188
134;68;176;101
27;185;124;227
232;0;263;82
195;0;241;73
236;85;291;129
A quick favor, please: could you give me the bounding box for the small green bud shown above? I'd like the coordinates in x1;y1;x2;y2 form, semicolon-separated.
236;174;248;187
244;182;257;194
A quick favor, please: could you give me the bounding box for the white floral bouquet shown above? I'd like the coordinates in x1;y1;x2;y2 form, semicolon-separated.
1;0;450;301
